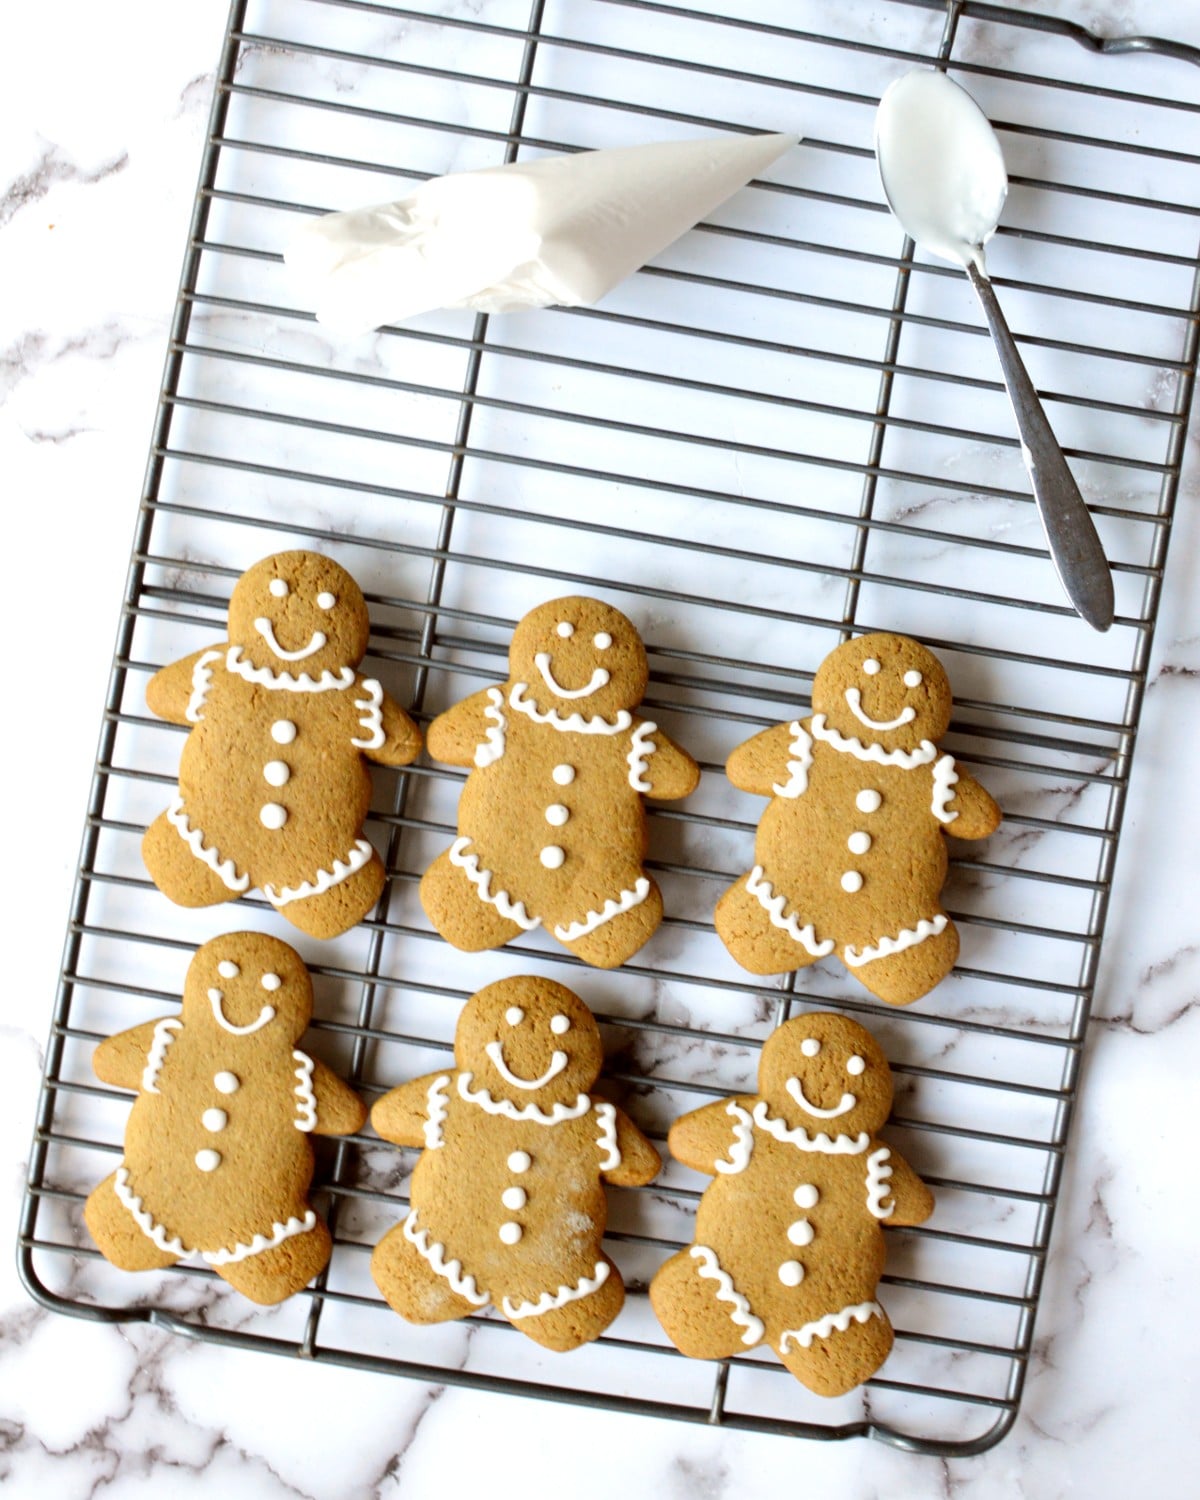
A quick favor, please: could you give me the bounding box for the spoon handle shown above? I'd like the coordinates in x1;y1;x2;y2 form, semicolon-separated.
965;260;1114;632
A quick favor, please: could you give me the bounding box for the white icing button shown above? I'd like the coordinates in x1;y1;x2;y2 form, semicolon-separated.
505;1007;524;1026
217;960;239;979
556;621;574;638
540;845;565;870
271;720;297;745
862;658;881;675
317;591;337;610
261;973;282;992
263;760;291;787
545;803;570;827
800;1038;820;1057
794;1184;819;1209
787;1219;815;1247
904;669;923;687
214;1071;239;1094
847;1055;866;1076
552;764;575;786
268;578;289;597
499;1221;523;1245
260;802;288;830
593;631;612;649
856;788;882;813
840;870;863;893
501;1187;527;1211
194;1149;221;1173
201;1108;227;1133
507;1151;532;1173
550;1014;571;1035
847;831;872;855
778;1260;805;1287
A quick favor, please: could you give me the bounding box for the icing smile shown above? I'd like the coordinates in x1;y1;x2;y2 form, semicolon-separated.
534;652;611;700
786;1076;856;1119
254;617;328;662
207;988;276;1035
843;687;916;733
485;1040;568;1090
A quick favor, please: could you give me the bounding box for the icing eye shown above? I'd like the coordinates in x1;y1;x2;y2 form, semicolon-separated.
505;1007;524;1026
317;591;337;610
556;622;574;638
800;1038;821;1057
593;632;612;649
268;579;289;598
261;973;282;992
847;1055;866;1076
862;658;881;676
903;669;923;688
550;1014;571;1035
217;960;239;979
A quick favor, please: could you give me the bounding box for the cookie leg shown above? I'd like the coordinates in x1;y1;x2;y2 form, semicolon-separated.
370;1219;486;1324
714;874;826;977
649;1248;759;1360
556;877;664;969
213;1216;333;1305
84;1173;181;1273
142;811;243;909
419;848;529;952
843;920;960;1007
503;1255;626;1352
776;1304;895;1397
275;850;387;940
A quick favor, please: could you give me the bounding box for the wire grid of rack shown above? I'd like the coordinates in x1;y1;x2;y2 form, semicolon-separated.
19;0;1200;1458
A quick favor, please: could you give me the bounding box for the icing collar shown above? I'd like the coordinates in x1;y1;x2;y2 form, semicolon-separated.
810;713;936;769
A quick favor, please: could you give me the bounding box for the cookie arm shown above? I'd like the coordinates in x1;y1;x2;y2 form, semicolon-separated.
370;1072;452;1147
93;1021;167;1092
307;1060;368;1137
425;689;501;768
634;722;700;801
667;1096;757;1176
357;679;422;767
145;646;228;726
880;1144;935;1227
938;767;1001;841
725;722;805;797
600;1106;661;1187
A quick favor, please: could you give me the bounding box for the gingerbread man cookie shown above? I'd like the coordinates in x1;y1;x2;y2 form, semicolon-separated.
650;1013;933;1397
715;633;1001;1005
142;551;421;938
420;597;699;968
84;933;366;1304
370;976;660;1351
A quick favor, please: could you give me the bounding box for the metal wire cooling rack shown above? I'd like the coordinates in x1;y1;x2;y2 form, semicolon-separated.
19;0;1200;1458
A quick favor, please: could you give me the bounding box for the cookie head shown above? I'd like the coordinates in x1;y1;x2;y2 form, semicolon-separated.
812;633;951;748
455;976;604;1105
758;1013;892;1137
227;551;370;676
182;933;313;1045
508;597;649;719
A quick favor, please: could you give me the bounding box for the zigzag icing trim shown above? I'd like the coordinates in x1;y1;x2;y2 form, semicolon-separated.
114;1165;186;1257
752;1101;868;1155
141;1017;182;1094
458;1072;589;1125
424;1075;451;1149
594;1101;621;1171
509;682;631;736
205;1211;318;1266
403;1208;489;1305
811;713;937;769
745;866;835;958
553;877;650;942
844;913;948;968
184;649;223;723
350;678;385;749
691;1245;764;1346
502;1260;610;1320
779;1300;884;1352
226;645;355;694
292;1050;317;1132
714;1101;754;1175
449;837;539;930
866;1146;895;1219
772;720;813;797
264;837;374;906
474;687;507;768
114;1165;319;1264
931;753;960;824
626;721;657;791
166;796;250;892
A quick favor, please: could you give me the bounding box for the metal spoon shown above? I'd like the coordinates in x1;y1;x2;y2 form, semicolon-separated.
874;68;1113;632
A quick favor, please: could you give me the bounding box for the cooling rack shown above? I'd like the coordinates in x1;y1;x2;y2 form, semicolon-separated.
19;0;1200;1457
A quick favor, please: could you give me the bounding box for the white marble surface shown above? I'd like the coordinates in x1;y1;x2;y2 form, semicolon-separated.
2;0;1199;1494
